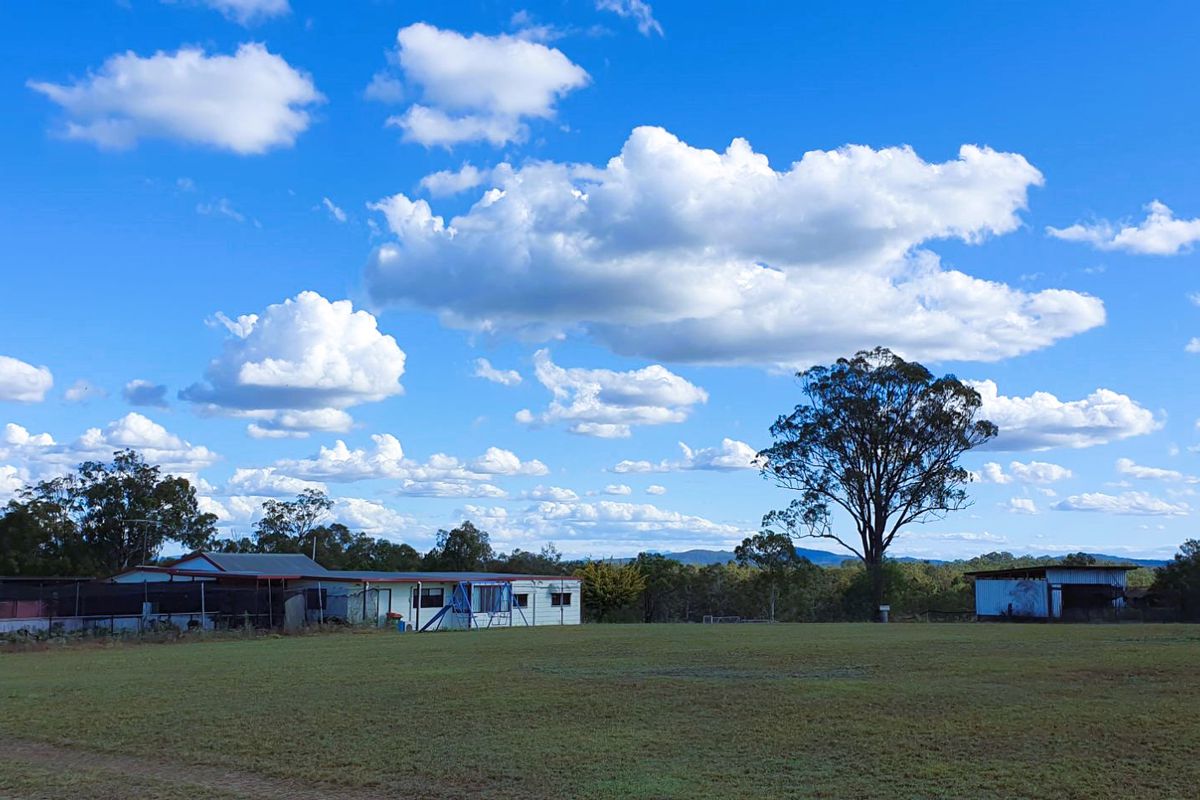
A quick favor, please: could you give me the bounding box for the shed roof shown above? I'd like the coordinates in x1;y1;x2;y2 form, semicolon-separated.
964;564;1138;579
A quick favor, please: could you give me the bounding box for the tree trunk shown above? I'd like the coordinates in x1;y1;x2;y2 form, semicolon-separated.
868;559;886;621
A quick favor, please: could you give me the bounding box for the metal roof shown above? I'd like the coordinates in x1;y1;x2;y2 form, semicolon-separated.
188;552;330;576
964;564;1138;579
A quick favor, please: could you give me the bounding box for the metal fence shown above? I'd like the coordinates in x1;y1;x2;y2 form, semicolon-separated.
0;581;307;634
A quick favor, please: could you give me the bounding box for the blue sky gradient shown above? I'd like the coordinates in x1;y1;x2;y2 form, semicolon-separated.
2;1;1198;560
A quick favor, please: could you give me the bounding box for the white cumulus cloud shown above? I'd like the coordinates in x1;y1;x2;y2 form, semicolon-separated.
1004;497;1038;514
973;380;1159;451
269;434;547;498
28;43;322;154
366;127;1102;367
516;349;707;438
382;22;589;147
419;164;490;196
0;356;53;403
613;438;759;473
977;460;1073;484
1;413;218;480
1115;458;1198;484
1054;491;1190;516
1048;200;1200;256
181;291;405;436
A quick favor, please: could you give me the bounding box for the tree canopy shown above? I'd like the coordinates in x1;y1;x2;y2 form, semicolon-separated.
759;347;997;615
0;450;217;576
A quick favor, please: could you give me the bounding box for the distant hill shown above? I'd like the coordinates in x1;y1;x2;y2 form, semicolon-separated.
653;548;850;566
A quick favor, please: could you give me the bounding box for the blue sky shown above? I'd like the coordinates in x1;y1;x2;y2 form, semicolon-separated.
2;0;1199;560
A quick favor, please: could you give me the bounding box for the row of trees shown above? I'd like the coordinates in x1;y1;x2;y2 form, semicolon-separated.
0;454;569;578
2;450;1197;620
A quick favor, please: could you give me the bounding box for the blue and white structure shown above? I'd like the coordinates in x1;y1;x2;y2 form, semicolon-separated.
113;552;582;631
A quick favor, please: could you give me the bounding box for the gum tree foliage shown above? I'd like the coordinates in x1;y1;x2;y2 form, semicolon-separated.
759;347;997;617
735;531;805;621
253;488;332;558
424;520;494;571
574;560;646;622
0;449;217;576
1153;539;1200;619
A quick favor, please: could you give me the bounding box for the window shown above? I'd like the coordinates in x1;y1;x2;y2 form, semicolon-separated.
477;585;506;612
413;587;444;608
305;588;327;611
550;592;572;607
514;593;529;608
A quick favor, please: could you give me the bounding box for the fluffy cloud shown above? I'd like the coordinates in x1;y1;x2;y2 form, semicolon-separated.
224;467;325;497
0;464;27;502
977;460;1073;484
612;438;759;473
646;484;667;495
1004;497;1038;514
1116;458;1198;484
1047;201;1200;256
517;349;706;438
1054;492;1190;516
524;485;579;501
603;483;632;496
1186;338;1200;354
463;498;746;553
269;433;547;498
181;291;405;436
596;0;663;36
123;379;169;408
183;0;290;25
366;127;1102;367
972;380;1159;450
63;379;106;404
419;164;490;196
28;44;321;154
1;413;218;479
472;358;522;386
382;23;589;147
330;497;414;538
0;356;53;403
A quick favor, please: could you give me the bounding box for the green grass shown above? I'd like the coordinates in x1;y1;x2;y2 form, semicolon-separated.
2;624;1199;799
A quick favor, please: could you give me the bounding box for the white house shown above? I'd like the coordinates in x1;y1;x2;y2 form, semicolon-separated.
112;552;582;631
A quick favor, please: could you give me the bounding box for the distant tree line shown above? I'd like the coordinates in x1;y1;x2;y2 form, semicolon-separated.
1;450;1194;624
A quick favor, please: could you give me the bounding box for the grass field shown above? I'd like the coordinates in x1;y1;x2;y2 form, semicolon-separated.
2;624;1199;799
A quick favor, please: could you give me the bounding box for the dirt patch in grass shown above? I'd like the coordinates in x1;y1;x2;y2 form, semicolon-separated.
0;737;386;800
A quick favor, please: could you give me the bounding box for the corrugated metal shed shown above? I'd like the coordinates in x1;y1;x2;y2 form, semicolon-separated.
975;578;1048;618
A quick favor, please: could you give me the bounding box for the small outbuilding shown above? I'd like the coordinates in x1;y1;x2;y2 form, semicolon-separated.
967;565;1136;621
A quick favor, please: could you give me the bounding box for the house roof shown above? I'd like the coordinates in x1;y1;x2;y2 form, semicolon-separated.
192;552;328;576
964;564;1138;579
128;553;578;584
320;570;579;583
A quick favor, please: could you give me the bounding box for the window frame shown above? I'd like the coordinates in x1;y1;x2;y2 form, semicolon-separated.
550;592;572;607
413;587;445;609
